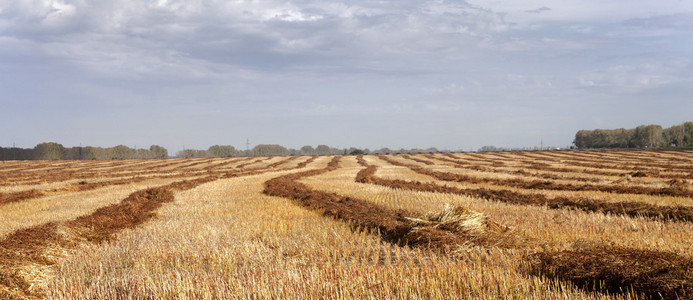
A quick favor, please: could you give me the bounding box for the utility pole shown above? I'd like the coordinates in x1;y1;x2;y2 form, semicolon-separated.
541;139;544;150
246;138;250;156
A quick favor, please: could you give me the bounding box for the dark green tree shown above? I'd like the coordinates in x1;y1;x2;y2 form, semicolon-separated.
33;142;65;160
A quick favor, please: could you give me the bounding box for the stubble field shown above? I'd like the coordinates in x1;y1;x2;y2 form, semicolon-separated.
1;150;692;299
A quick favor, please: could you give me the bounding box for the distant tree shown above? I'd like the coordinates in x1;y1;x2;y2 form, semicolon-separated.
0;146;33;160
348;148;365;155
609;128;633;148
372;148;392;154
109;145;135;159
632;125;664;148
573;122;693;149
664;125;685;147
314;145;332;155
149;145;168;158
684;122;693;147
79;147;97;160
208;145;237;157
64;147;84;160
33;142;65;160
300;145;315;155
252;144;289;156
478;146;499;152
177;149;209;158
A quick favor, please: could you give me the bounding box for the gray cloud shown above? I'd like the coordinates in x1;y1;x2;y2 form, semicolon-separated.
525;6;551;14
624;13;693;29
1;0;692;152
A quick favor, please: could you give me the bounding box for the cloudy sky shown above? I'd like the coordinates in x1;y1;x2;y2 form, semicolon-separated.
1;0;692;153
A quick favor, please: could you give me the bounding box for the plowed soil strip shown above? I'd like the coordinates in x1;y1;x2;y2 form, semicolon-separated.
354;156;693;298
381;156;693;199
362;157;693;223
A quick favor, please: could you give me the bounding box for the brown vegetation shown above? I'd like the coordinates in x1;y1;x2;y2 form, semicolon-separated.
382;155;693;199
264;157;527;251
3;150;692;298
529;243;693;299
0;156;317;299
355;155;693;298
360;156;693;223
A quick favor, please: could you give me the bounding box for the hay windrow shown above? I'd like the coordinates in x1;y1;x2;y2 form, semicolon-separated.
0;156;319;299
356;155;693;298
527;244;693;299
364;156;693;223
0;187;178;298
265;156;531;251
0;156;309;209
0;189;45;206
380;155;693;198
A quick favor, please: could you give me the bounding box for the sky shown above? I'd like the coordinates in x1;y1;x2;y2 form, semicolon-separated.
1;0;692;153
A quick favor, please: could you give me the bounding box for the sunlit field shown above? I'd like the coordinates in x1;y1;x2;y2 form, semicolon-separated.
1;150;692;299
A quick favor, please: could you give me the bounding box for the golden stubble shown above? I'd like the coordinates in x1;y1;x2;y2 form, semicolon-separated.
46;158;605;299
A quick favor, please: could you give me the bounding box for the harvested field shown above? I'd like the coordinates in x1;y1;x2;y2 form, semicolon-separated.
1;149;692;299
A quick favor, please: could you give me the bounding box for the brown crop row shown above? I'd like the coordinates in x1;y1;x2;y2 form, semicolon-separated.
0;157;304;208
0;156;317;299
528;243;693;299
523;150;693;174
374;156;693;222
425;154;606;183
263;157;527;250
382;156;693;199
437;152;691;181
471;150;693;181
439;153;625;177
355;155;693;298
0;175;218;299
0;158;226;186
359;158;693;222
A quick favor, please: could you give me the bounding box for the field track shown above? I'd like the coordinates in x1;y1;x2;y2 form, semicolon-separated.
1;150;692;299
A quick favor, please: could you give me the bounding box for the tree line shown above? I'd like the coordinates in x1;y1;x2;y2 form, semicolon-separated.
177;144;440;158
0;142;441;160
0;143;168;160
574;122;693;149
